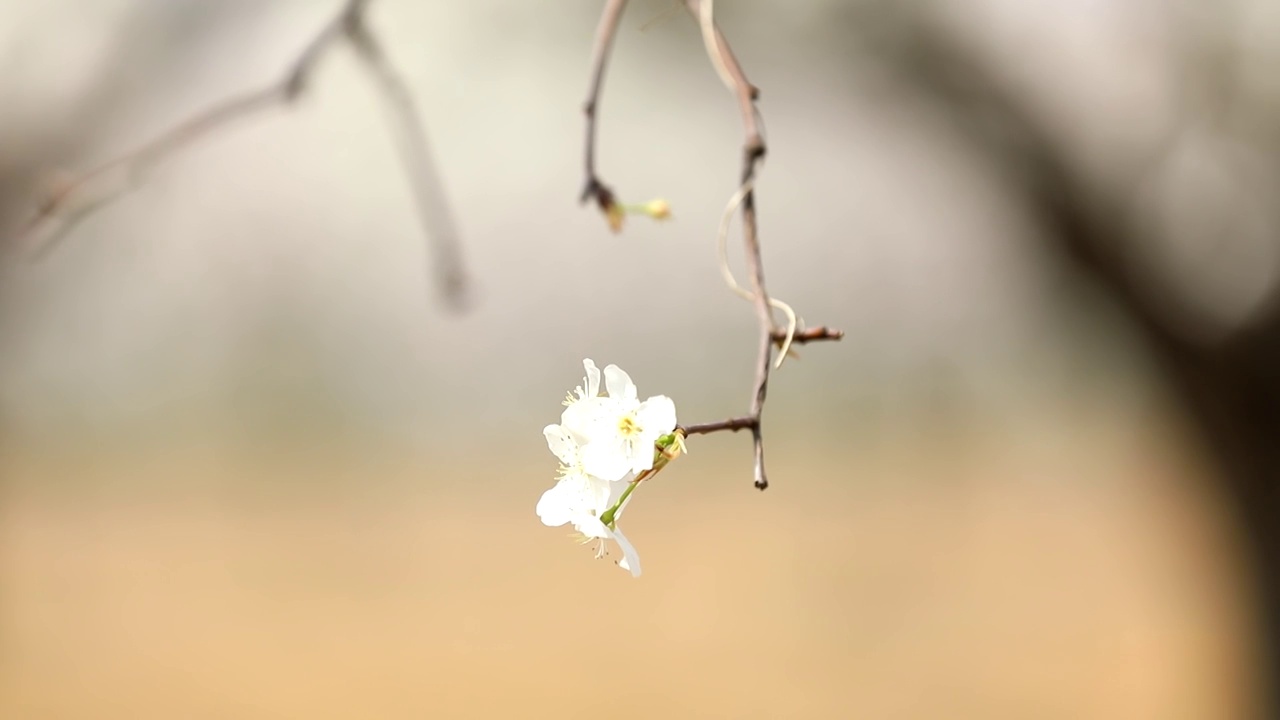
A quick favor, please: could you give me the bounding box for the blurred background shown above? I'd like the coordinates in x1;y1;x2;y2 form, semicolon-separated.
0;0;1276;717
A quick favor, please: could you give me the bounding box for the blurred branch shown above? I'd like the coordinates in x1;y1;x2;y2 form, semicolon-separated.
680;326;845;437
861;11;1280;710
344;7;469;308
580;0;628;226
774;326;844;346
581;0;841;489
689;0;775;490
13;0;468;308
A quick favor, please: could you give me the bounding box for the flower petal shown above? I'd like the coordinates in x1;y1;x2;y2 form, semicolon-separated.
543;424;579;466
635;395;677;437
538;471;612;526
580;438;634;482
582;474;613;513
573;512;610;540
582;359;601;398
560;396;618;439
610;526;642;577
535;481;576;527
603;364;638;402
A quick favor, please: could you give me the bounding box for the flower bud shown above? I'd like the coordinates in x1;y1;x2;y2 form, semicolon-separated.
639;198;671;220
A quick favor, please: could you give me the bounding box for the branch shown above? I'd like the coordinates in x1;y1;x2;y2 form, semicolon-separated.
863;13;1280;709
774;326;844;346
13;0;468;307
344;6;469;309
580;0;629;229
681;416;756;435
688;0;784;490
578;0;840;489
680;326;843;436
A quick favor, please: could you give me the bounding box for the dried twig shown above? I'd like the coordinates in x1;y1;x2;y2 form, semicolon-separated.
580;0;842;489
580;0;629;227
774;326;844;347
14;0;467;307
682;327;843;437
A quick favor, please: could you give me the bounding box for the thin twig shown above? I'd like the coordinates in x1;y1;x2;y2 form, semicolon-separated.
15;1;352;257
692;0;775;489
578;0;840;489
680;416;756;435
345;6;469;309
14;0;467;307
773;326;843;346
581;0;629;228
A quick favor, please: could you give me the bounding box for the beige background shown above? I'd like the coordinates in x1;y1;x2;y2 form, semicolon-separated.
0;1;1272;717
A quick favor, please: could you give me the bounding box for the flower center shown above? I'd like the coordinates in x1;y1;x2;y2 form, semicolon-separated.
617;413;641;437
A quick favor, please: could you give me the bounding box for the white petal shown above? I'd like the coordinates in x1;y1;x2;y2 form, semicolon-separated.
580;439;634;482
582;474;613;514
610;526;642;577
535;482;576;527
560;396;620;440
543;424;579;466
635;395;677;437
582;359;601;398
573;513;610;540
628;441;656;474
603;364;638;402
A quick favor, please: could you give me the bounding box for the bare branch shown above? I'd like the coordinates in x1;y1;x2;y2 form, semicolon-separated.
14;1;350;256
685;0;763;153
680;416;756;435
690;0;778;490
581;0;629;228
345;7;469;309
576;0;842;487
14;0;468;307
578;0;840;489
774;326;844;346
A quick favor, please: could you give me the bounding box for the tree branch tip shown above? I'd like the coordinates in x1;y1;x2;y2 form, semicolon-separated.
678;416;759;436
773;326;843;346
438;275;472;313
580;177;612;205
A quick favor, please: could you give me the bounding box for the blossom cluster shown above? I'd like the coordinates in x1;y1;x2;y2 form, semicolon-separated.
536;359;680;577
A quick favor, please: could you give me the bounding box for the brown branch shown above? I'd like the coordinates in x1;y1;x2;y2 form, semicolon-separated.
576;0;841;488
14;1;353;257
774;326;844;346
680;326;843;441
344;6;469;309
580;0;629;229
13;0;467;307
687;0;775;489
680;416;756;435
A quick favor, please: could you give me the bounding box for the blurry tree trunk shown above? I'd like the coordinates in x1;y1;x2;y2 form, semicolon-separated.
864;17;1280;716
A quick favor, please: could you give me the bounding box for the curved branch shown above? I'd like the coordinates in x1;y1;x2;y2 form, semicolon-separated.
13;0;468;308
577;1;843;489
580;0;629;227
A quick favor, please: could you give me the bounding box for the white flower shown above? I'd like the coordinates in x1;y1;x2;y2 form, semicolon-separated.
534;472;608;529
536;481;642;576
563;359;602;407
537;424;609;524
537;423;643;576
566;481;642;577
561;363;677;482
